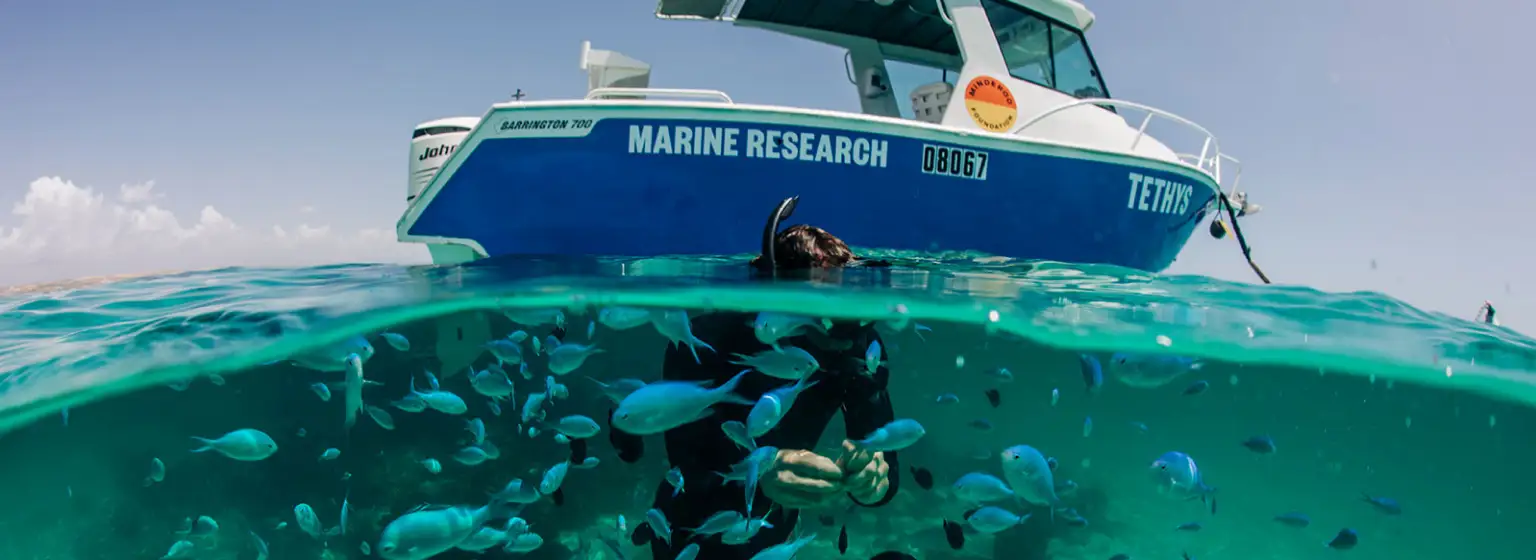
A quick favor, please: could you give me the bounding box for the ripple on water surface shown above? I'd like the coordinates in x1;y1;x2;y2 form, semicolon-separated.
0;255;1530;559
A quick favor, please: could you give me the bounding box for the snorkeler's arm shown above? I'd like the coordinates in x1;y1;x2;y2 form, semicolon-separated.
842;332;900;508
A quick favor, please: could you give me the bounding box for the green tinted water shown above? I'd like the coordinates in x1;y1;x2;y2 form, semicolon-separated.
0;256;1531;559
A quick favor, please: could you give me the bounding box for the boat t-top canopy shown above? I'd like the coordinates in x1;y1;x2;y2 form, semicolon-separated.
656;0;1097;50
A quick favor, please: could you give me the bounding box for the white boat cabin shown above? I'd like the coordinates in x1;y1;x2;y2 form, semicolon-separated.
655;0;1133;145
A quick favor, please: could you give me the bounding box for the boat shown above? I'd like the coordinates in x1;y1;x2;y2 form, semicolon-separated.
398;0;1259;272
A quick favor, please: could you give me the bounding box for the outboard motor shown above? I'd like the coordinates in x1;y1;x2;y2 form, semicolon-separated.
407;117;480;202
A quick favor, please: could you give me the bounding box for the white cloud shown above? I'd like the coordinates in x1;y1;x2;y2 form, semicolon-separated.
118;181;161;204
0;176;429;286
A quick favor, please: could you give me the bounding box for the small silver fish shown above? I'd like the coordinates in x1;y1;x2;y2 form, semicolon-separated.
365;405;395;430
392;393;427;413
747;377;819;438
729;346;819;380
421;458;442;473
250;530;269;560
967;506;1028;533
853;419;927;452
191;429;278;461
310;383;332;402
485;339;525;366
502;307;566;328
377;502;513;559
984;367;1014;382
598;307;652;330
161;540;196;559
751;312;825;347
646;508;673;547
380;332;410;351
953;472;1015;503
863;341;883;376
652;309;715;363
343;353;365;431
547;343;604;375
144;457;166;486
465;418;486;445
666;467;686;497
612;372;753;435
720;421;757;451
539;461;570;495
294;504;325;540
452;446;490;465
554;415;601;439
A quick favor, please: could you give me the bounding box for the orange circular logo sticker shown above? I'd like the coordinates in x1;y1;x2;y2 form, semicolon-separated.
963;76;1018;133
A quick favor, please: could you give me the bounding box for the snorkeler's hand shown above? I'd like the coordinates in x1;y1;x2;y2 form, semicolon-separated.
761;449;846;509
837;440;890;504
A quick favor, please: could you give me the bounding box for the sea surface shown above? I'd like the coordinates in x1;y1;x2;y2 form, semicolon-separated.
1;254;1533;560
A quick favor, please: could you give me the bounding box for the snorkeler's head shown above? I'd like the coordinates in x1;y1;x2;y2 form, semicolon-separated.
750;196;891;282
751;224;856;271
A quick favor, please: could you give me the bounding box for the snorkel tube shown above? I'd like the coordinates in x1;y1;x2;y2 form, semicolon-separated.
757;196;801;277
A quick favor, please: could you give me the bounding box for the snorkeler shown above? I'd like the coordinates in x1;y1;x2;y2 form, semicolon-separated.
608;197;902;559
1477;300;1499;326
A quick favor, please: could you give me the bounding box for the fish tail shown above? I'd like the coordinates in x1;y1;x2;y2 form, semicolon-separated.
715;370;755;405
189;437;214;453
484;496;521;521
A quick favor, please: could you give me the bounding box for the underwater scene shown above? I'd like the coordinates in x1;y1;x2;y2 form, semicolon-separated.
1;256;1533;560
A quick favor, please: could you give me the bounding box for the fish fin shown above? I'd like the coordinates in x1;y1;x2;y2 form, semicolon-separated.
189;437;214;453
715;369;751;399
719;394;755;406
688;408;718;425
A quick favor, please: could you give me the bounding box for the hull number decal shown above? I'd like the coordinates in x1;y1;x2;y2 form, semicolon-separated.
921;144;989;181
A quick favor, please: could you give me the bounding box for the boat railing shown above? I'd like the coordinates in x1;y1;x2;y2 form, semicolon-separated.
1014;98;1227;184
584;87;736;104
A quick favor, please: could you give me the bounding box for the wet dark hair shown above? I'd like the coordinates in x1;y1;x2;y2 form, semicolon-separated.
750;224;855;270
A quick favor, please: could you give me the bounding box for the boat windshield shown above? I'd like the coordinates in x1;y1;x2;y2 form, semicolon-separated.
980;0;1110;101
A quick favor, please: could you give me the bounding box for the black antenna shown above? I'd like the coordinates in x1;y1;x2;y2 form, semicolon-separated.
511;88;527;101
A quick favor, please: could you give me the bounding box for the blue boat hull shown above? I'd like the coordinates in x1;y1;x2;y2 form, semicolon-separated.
401;105;1217;271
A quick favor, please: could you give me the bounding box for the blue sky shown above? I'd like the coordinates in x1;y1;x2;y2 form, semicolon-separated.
0;0;1528;331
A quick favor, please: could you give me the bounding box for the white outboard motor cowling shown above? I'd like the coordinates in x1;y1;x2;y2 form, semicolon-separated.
408;116;481;202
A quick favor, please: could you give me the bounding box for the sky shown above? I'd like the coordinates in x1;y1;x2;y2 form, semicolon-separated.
0;0;1529;331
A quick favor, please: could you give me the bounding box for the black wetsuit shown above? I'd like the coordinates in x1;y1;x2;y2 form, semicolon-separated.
611;312;900;559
